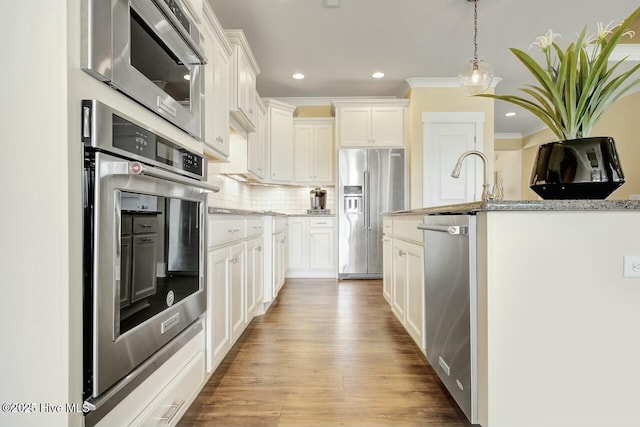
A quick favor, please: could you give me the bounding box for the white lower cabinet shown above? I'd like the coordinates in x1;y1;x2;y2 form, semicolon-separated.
245;237;264;319
384;215;425;352
207;247;231;372
131;353;205;427
229;242;245;342
286;217;336;278
95;326;205;427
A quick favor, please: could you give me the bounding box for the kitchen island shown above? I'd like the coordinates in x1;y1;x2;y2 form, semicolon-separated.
388;200;640;427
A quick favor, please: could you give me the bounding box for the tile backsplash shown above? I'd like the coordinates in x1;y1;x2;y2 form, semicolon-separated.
206;169;335;214
251;186;336;214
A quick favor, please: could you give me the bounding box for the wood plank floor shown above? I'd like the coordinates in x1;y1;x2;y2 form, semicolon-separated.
178;279;471;427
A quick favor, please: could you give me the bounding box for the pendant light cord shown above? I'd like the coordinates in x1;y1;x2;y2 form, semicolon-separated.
473;0;479;64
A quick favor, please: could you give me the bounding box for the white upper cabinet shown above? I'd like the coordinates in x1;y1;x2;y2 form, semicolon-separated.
293;118;334;185
202;4;232;159
226;30;260;132
334;100;408;147
247;97;266;179
265;99;295;184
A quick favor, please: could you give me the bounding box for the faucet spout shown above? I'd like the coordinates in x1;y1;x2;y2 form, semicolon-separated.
450;150;494;201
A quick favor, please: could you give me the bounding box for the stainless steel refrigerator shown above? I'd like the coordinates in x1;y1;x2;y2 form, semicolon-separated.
338;148;406;278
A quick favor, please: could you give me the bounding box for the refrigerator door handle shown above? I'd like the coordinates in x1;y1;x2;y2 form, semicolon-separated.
364;170;371;229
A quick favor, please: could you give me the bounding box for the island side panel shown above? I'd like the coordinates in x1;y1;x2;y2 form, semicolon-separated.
480;210;640;427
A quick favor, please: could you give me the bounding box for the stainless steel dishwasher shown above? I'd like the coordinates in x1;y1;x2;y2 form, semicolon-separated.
418;214;477;424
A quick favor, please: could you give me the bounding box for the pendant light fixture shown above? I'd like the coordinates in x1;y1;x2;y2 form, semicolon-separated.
459;0;493;95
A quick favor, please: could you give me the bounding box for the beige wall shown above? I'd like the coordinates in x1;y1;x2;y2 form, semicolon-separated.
295;105;333;117
521;91;640;200
407;87;495;208
494;150;523;200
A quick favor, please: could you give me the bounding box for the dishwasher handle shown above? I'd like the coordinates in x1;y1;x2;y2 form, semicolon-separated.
417;224;468;235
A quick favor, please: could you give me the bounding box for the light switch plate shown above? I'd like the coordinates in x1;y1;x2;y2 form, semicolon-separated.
623;256;640;277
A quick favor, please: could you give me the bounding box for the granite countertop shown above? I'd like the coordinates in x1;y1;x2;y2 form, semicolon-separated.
386;200;640;216
288;213;335;217
207;207;287;216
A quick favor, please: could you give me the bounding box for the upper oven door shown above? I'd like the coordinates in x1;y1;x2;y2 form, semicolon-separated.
90;151;207;397
83;0;205;139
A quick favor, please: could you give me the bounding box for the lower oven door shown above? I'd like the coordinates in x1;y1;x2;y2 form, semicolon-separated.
88;151;207;398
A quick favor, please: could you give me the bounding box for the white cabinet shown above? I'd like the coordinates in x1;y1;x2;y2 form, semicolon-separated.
384;215;425;352
273;232;286;293
226;30;260;132
207;246;231;372
334;101;408;147
401;240;424;349
229;242;245;341
248;97;266;179
202;6;232;159
293;118;334;184
286;217;336;278
207;214;268;373
266;100;295;184
245;237;263;318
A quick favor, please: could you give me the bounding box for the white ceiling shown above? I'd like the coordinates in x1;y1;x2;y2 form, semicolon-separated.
208;0;638;136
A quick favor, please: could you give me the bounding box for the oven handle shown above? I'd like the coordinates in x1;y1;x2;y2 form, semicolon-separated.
129;161;220;193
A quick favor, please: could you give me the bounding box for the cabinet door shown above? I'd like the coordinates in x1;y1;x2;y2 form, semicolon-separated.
131;235;157;303
382;236;392;305
245;240;257;319
371;106;405;147
203;25;230;157
404;242;425;351
208;247;230;371
269;108;294;183
120;235;132;308
255;240;264;306
309;227;334;269
287;218;308;269
294;124;314;182
313;124;334;183
245;71;257;125
391;240;406;323
236;49;249;116
248;104;265;178
230;243;245;341
338;107;371;146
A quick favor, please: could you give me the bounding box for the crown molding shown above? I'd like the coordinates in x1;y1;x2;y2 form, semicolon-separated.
495;133;523;139
407;77;502;89
225;29;261;75
272;96;405;106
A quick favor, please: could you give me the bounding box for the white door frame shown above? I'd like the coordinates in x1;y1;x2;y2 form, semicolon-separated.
422;112;485;206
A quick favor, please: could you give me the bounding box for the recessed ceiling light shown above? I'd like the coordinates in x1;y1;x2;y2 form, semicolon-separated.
505;112;516;117
183;74;191;81
292;73;305;80
372;72;385;79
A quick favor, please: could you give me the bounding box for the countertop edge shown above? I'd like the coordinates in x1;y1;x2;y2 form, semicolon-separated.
386;200;640;216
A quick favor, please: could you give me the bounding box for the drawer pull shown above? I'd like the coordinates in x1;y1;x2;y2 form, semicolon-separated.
228;229;241;233
140;223;152;228
159;400;185;424
314;222;327;225
253;225;262;229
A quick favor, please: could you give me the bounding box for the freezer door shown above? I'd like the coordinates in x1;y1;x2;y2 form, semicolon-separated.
366;149;405;274
338;149;368;275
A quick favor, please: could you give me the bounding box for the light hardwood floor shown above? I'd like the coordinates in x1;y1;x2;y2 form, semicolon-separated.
178;279;471;427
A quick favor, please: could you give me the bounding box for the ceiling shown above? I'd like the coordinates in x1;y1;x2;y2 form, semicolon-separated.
208;0;638;136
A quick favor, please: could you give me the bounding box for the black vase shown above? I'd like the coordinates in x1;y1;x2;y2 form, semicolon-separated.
529;137;625;199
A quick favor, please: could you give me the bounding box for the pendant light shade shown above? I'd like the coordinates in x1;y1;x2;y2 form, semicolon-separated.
459;0;493;95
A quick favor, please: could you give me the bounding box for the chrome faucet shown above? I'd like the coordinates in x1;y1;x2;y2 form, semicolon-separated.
451;150;494;201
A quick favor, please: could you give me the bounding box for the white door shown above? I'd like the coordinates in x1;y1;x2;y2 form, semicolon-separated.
371;106;404;147
269;108;294;183
207;247;230;372
423;113;484;207
338;107;371;146
404;241;425;351
287;218;307;269
294;125;314;182
229;243;245;341
309;228;333;269
313;124;334;183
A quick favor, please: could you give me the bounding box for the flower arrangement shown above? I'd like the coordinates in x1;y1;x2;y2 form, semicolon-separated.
479;6;640;140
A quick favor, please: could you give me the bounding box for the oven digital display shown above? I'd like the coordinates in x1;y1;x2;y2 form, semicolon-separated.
112;114;202;177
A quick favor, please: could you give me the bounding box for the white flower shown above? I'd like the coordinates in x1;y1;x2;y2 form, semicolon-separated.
529;30;561;51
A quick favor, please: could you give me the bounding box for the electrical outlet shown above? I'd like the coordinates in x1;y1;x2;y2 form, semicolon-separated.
623;256;640;277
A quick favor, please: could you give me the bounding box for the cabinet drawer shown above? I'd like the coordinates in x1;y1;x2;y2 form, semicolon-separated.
309;217;334;228
393;217;423;244
208;217;245;246
273;217;287;233
133;215;159;234
132;352;205;427
246;218;264;237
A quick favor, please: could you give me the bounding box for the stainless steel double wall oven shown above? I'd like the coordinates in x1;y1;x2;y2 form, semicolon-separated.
82;0;205;138
81;100;218;425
